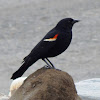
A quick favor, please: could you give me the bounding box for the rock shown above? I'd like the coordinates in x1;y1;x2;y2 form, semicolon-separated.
9;67;81;100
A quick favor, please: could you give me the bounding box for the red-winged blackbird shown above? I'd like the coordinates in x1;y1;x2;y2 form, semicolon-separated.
11;18;79;80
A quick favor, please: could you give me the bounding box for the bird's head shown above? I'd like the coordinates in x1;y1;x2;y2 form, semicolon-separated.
56;18;79;31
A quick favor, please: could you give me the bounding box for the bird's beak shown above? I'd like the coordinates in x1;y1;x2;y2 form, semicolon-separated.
73;20;80;24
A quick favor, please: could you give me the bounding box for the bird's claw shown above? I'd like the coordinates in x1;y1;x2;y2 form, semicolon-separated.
44;65;52;69
44;65;61;71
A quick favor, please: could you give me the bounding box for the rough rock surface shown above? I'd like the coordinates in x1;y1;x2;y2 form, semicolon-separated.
9;67;81;100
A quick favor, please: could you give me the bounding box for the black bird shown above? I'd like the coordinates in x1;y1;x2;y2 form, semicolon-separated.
11;18;79;80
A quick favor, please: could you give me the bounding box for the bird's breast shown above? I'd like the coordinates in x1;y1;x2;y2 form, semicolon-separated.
56;32;72;50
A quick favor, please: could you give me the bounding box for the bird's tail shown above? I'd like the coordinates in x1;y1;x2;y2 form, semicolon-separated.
11;58;37;80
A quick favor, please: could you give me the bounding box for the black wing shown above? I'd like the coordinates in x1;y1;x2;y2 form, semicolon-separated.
11;28;59;79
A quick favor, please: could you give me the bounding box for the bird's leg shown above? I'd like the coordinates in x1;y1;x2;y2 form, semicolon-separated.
42;58;52;68
45;58;56;69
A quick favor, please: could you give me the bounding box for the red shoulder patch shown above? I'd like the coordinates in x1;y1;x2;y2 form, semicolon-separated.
52;34;59;39
44;34;59;41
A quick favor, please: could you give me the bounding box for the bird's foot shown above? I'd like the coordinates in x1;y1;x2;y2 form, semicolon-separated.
44;65;52;69
44;65;56;69
44;65;61;71
55;68;61;71
50;66;61;71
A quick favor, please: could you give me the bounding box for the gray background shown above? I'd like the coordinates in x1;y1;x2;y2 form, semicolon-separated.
0;0;100;99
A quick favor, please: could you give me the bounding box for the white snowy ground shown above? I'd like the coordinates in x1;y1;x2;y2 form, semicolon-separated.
76;78;100;100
